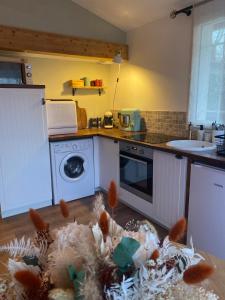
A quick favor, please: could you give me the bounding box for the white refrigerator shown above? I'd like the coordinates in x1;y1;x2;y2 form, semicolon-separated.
187;163;225;260
0;87;52;218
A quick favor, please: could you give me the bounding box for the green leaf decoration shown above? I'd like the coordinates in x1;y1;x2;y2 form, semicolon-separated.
113;237;140;273
68;265;85;300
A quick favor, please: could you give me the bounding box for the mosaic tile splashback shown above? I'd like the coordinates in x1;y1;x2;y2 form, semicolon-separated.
114;111;188;137
141;111;187;137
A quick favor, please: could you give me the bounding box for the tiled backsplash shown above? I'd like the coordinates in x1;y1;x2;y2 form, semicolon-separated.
115;111;188;137
141;111;187;137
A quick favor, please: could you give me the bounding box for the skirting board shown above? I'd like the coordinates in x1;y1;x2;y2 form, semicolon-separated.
1;200;52;218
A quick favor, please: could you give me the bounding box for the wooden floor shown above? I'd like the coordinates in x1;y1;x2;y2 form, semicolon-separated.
0;193;168;274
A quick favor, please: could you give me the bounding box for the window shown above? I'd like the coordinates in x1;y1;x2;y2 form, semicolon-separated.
189;0;225;125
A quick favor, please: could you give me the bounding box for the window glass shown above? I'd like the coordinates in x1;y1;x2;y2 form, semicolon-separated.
189;0;225;125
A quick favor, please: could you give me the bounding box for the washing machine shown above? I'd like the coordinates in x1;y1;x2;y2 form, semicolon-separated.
50;138;95;204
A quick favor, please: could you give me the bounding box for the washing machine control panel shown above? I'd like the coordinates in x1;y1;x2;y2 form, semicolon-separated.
53;140;91;153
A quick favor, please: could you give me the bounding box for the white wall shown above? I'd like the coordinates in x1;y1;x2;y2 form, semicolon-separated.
29;56;111;119
110;15;193;112
0;0;126;44
27;14;193;119
0;2;193;116
0;0;126;120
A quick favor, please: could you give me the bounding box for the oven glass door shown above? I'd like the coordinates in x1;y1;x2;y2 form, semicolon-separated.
120;152;153;203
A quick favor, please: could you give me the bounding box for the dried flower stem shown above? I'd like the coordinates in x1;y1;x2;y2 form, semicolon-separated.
99;211;109;242
169;218;186;242
183;263;214;284
29;209;48;231
108;181;118;219
59;200;69;218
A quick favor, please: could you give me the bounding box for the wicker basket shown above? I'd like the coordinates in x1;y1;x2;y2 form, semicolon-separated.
215;134;225;156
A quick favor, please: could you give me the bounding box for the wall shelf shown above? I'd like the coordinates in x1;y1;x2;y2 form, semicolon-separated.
70;81;106;96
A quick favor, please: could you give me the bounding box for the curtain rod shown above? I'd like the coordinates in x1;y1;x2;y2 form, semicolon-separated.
170;0;214;19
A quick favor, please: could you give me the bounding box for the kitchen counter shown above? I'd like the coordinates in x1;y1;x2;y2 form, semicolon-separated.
49;128;135;141
49;128;225;168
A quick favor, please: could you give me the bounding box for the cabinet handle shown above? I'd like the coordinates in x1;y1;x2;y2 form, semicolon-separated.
42;98;46;106
114;140;118;144
175;154;183;159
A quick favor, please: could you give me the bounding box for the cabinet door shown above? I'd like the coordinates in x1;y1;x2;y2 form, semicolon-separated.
153;150;187;228
98;137;119;191
187;164;225;259
0;88;52;217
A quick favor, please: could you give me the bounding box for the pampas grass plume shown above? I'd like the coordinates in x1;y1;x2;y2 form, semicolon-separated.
169;217;186;242
29;208;48;231
99;211;109;238
108;181;118;209
59;200;69;218
183;263;214;284
14;269;41;290
150;249;160;261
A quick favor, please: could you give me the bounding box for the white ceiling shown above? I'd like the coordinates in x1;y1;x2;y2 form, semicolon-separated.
72;0;193;32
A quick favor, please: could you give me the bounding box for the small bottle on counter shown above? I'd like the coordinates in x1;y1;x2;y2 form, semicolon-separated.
97;117;102;128
204;131;212;142
197;125;204;141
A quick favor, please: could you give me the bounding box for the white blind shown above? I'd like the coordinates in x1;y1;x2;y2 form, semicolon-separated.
189;0;225;125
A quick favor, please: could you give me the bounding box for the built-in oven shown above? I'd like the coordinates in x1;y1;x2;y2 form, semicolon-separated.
120;141;153;203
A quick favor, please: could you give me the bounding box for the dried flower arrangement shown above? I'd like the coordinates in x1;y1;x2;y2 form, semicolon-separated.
0;181;218;299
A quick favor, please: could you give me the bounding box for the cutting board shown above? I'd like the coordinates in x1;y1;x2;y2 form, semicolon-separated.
80;107;87;129
75;101;87;129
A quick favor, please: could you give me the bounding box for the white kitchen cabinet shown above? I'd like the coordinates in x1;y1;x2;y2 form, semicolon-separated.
153;150;187;228
0;88;52;218
96;136;119;191
187;164;225;259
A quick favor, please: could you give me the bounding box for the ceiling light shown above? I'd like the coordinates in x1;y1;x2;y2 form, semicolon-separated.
113;50;123;64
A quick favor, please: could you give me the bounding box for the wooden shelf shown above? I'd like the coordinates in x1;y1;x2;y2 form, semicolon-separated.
70;81;106;96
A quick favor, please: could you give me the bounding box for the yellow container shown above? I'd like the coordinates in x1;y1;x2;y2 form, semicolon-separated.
70;80;84;87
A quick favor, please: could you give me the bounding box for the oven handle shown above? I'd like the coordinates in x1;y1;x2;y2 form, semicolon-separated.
120;153;148;165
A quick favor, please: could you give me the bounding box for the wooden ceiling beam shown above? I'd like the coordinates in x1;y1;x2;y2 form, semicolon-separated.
0;25;128;60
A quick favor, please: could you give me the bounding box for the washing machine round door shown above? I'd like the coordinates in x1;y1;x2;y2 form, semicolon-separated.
60;153;87;181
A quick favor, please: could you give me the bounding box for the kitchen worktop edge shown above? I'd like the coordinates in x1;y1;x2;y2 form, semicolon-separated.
0;84;45;89
49;128;225;168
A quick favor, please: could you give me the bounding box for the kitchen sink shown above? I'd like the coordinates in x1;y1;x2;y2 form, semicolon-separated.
166;140;216;152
